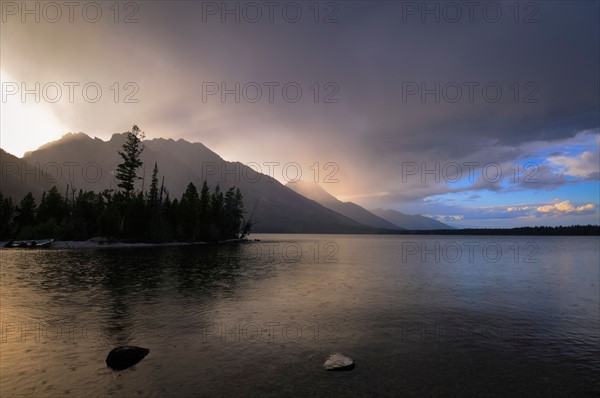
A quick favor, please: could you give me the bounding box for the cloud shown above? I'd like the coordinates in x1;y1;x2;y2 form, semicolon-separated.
548;150;600;179
479;200;597;219
398;198;598;223
506;206;532;212
433;215;464;222
509;164;571;191
536;200;596;215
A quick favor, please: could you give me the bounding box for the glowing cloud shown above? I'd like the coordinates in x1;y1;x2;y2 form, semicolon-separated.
536;200;596;215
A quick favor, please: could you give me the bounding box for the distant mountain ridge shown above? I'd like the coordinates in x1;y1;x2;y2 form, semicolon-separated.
3;132;387;233
286;180;401;230
286;180;452;230
371;208;454;230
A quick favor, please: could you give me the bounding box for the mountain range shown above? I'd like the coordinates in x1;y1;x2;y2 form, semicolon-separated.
286;180;399;229
287;180;453;230
1;132;452;232
370;208;454;230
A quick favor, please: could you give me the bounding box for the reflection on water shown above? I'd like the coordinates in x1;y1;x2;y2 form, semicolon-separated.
1;235;599;396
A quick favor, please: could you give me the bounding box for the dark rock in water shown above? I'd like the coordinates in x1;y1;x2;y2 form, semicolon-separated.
106;346;150;370
324;353;355;371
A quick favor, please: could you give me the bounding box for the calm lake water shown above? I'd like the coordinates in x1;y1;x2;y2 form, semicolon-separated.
1;234;598;397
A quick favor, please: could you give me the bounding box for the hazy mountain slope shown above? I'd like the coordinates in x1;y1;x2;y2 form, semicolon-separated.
0;148;61;200
371;208;454;230
19;133;378;233
287;180;401;230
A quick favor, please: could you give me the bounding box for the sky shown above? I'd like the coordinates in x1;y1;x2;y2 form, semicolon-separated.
1;0;599;228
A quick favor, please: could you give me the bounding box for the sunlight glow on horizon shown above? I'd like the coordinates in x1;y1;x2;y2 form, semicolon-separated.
0;69;68;157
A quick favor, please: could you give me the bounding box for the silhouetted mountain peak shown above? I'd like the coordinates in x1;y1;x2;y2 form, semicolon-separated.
108;132;129;146
24;132;94;156
0;147;18;158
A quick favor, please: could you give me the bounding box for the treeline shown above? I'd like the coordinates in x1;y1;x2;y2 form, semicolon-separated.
396;225;600;236
0;125;250;242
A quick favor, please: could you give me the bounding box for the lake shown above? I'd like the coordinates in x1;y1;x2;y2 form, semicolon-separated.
1;234;598;397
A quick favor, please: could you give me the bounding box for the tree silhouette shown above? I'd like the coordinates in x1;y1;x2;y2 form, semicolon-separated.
0;192;15;239
148;162;160;208
198;181;211;240
209;184;224;241
178;182;200;241
37;186;66;224
224;187;244;239
116;125;144;197
15;192;37;232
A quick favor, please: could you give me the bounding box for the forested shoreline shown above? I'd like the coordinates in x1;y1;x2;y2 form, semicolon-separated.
391;225;600;236
0;126;251;242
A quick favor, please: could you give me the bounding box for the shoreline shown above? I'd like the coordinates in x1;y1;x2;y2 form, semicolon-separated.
0;238;248;250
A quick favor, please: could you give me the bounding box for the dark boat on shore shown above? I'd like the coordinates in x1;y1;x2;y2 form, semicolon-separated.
4;239;54;248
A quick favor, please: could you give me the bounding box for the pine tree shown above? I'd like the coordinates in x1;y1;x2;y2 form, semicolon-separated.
221;187;246;239
178;182;200;241
234;187;245;237
37;186;66;224
115;125;144;197
15;192;37;229
70;190;101;239
0;192;15;239
168;197;179;237
198;180;211;240
209;184;224;241
148;162;160;208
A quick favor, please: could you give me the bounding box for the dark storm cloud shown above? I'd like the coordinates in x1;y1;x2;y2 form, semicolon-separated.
1;0;598;206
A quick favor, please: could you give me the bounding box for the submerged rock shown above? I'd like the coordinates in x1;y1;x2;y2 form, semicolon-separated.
324;353;354;371
106;346;150;370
